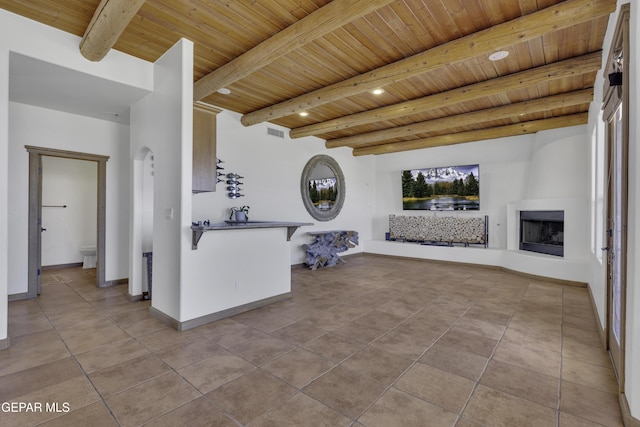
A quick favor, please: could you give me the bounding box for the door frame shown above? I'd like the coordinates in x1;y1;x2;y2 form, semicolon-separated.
25;146;109;296
602;3;630;392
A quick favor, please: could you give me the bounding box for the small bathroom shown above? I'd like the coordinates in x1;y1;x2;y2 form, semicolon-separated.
41;156;97;270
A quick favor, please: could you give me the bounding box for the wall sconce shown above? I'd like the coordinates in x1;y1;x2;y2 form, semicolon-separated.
608;71;623;87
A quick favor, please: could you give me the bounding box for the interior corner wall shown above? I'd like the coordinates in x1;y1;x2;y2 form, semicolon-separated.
524;126;589;200
130;39;193;321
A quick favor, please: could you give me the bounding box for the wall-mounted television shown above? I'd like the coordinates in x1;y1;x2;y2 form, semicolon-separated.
401;164;479;211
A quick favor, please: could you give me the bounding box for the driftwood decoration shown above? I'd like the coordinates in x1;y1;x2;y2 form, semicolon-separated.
304;230;359;270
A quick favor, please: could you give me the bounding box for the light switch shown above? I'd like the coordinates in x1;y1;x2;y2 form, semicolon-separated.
166;208;173;220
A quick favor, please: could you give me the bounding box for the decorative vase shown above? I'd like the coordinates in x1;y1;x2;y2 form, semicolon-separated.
235;211;247;222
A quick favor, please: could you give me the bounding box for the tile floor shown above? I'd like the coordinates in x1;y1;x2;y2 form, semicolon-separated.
1;254;624;426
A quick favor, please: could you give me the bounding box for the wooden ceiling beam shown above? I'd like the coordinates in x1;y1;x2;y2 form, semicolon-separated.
352;113;589;156
241;0;615;127
326;89;593;148
80;0;146;62
193;0;396;101
291;52;601;139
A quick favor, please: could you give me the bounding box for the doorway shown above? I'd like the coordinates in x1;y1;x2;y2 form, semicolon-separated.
602;4;629;390
26;146;109;296
41;157;97;269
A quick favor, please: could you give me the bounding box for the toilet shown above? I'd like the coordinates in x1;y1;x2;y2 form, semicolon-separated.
78;245;97;269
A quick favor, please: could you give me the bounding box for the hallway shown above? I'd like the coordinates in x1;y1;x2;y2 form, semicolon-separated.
1;254;623;426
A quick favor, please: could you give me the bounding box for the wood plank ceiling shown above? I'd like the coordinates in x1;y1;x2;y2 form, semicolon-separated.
0;0;616;155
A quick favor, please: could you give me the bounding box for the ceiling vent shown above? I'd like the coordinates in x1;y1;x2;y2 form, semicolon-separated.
267;127;285;138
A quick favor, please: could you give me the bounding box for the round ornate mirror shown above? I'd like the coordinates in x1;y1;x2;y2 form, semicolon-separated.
300;155;345;221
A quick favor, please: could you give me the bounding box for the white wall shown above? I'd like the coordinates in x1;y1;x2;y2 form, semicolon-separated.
182;227;292;321
191;110;376;265
41;157;97;266
178;110;375;322
523;128;590;200
369;124;591;283
0;9;152;342
372;133;536;249
8;103;131;293
130;39;193;320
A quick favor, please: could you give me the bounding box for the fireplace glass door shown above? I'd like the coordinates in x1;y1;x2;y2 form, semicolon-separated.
519;211;564;256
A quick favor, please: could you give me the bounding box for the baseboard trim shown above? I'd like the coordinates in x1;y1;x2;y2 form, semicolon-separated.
620;393;640;427
0;337;10;350
362;251;587;287
498;266;587;288
8;292;31;302
42;262;83;270
103;278;128;288
127;293;145;302
586;281;607;349
149;307;181;330
149;292;292;331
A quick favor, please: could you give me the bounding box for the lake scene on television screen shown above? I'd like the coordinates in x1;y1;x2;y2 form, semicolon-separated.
402;164;479;210
309;177;337;210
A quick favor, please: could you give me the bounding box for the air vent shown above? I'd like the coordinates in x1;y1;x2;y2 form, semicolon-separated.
267;127;285;138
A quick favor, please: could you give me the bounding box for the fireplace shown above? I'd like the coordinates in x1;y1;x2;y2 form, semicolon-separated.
519;210;564;256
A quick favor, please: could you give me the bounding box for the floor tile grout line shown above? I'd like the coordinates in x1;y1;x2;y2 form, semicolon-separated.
556;287;617;427
241;278;476;423
37;275;204;426
455;282;517;425
68;279;219;426
33;280;123;426
558;286;566;427
348;295;482;423
11;262;621;426
443;277;524;424
285;273;514;422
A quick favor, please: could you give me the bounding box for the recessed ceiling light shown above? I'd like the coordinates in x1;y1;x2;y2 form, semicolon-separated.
489;51;509;61
217;87;231;95
371;88;385;95
299;111;309;117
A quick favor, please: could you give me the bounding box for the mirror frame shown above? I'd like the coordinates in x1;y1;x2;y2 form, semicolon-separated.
300;155;345;221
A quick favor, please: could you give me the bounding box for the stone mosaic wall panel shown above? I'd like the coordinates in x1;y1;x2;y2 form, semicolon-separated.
389;215;487;246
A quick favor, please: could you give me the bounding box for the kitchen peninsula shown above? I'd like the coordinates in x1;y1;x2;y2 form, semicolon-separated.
151;221;312;331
